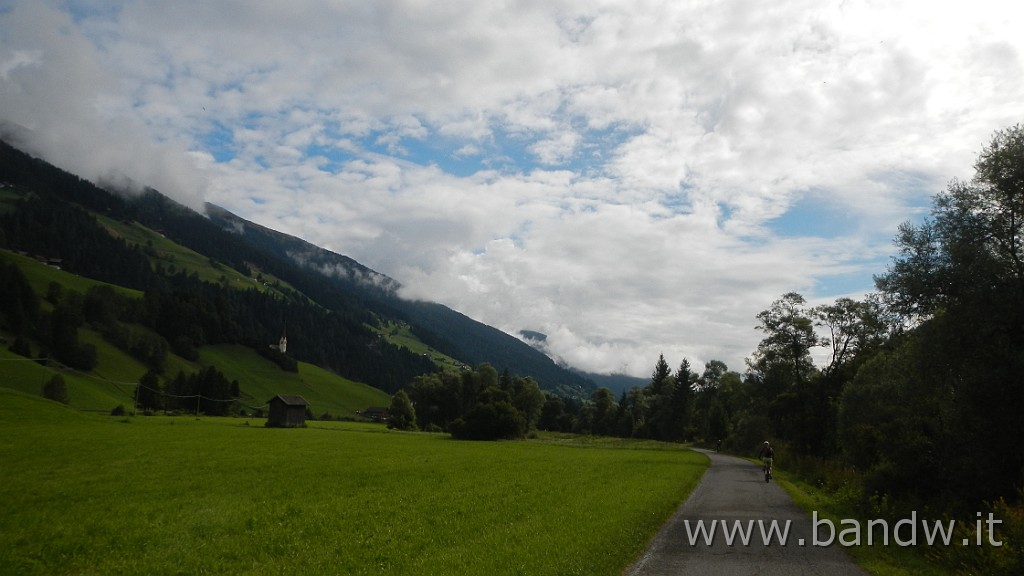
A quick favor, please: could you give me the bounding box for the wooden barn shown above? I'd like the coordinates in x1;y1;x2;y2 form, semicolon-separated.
361;406;389;423
267;395;309;428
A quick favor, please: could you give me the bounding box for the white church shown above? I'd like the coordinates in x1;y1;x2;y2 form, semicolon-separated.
270;329;287;354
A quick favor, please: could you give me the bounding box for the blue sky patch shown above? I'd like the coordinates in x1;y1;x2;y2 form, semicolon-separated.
769;193;858;239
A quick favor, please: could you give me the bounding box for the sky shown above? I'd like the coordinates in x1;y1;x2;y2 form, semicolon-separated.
2;1;1023;377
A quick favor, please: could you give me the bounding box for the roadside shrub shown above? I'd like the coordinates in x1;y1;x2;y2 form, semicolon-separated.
928;496;1023;576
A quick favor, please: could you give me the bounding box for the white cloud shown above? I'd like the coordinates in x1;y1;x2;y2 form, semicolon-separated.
3;0;1023;375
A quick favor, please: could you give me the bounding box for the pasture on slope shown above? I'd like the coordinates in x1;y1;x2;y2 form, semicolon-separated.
0;388;708;576
0;247;391;418
198;344;391;417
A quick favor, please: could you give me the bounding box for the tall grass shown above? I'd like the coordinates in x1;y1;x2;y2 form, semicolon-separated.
0;388;707;575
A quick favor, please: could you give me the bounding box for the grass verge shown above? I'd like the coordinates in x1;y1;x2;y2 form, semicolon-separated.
775;470;954;575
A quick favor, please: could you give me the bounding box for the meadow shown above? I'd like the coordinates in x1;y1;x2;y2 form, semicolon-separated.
198;345;391;417
0;388;708;576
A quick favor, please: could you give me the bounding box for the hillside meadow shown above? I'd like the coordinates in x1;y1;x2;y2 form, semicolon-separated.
0;388;708;576
0;338;390;419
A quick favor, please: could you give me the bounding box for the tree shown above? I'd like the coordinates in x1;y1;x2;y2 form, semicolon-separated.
42;374;69;404
194;366;233;416
669;359;695;441
748;293;831;453
0;263;39;333
649;354;672;395
406;371;461;431
137;369;162;411
749;293;823;385
591;387;618;436
697;360;728;392
871;124;1024;505
449;401;525;440
616;387;647;438
812;295;890;377
511;376;544;431
877;124;1024;321
388;390;417;431
538;394;571;432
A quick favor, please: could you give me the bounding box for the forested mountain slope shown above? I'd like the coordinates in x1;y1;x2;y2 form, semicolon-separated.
0;139;594;397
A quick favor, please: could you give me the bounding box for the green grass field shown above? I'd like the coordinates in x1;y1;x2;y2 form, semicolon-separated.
0;388;708;576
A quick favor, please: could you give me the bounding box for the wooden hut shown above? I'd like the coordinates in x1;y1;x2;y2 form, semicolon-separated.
361;406;389;422
267;395;308;428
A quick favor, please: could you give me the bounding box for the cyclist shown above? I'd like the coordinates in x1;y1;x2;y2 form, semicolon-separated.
758;441;775;481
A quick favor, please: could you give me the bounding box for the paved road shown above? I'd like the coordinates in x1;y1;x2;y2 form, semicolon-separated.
624;449;867;576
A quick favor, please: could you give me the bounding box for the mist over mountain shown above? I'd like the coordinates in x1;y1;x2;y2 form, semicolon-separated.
205;202;596;397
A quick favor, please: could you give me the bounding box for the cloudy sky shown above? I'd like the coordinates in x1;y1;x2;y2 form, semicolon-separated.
2;1;1022;376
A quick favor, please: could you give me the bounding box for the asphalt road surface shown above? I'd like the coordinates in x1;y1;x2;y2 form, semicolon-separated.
624;449;867;576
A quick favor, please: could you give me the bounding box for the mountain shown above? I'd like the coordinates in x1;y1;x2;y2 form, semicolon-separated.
205;204;596;398
0;138;595;398
574;371;648;396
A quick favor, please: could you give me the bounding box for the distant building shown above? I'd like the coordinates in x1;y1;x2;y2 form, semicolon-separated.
270;328;287;354
266;395;308;428
361;406;389;423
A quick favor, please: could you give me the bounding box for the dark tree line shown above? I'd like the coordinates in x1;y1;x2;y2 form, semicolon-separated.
399;355;716;442
400;364;545;440
734;127;1024;516
533;354;735;443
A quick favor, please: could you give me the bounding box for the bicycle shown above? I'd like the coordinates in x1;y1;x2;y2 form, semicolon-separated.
763;457;773;483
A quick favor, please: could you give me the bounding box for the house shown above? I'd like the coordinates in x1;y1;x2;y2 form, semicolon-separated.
361;406;389;423
266;395;308;428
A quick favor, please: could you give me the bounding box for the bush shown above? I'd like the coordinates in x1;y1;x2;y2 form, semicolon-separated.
928;495;1024;576
449;401;526;440
110;404;126;416
42;375;69;404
